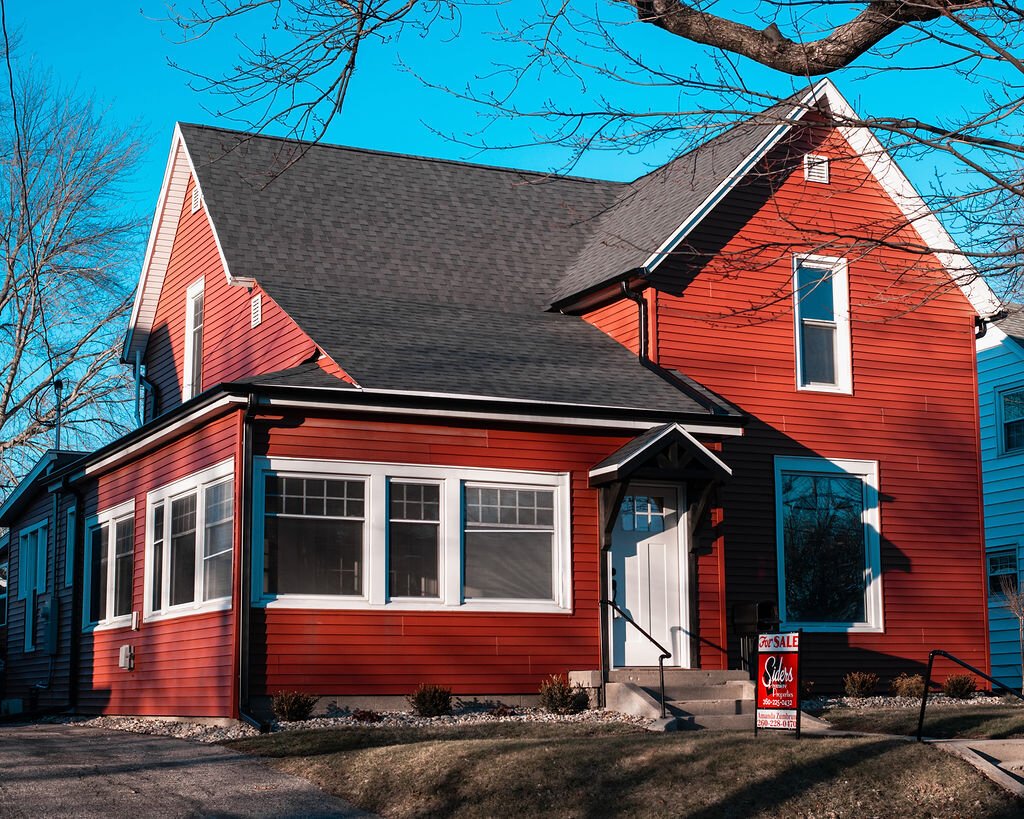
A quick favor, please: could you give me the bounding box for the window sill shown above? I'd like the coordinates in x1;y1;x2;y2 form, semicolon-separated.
257;595;571;614
797;383;853;395
83;615;133;634
144;597;232;624
781;621;883;634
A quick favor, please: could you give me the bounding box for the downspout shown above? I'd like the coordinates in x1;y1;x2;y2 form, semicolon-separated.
237;392;265;731
621;282;649;363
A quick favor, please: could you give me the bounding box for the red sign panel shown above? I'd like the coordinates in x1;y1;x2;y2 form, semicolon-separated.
756;632;800;732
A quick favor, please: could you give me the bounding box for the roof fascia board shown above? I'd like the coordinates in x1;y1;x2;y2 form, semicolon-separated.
821;81;1000;317
641;87;821;275
588;422;733;481
123;124;253;363
0;451;56;524
258;395;745;437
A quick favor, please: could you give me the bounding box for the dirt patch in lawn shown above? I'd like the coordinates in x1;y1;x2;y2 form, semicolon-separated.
822;704;1024;739
228;722;1023;817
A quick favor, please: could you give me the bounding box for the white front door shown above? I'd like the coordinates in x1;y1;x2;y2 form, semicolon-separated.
610;484;689;668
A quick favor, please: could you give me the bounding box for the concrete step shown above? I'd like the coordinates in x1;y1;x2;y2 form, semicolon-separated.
607;668;751;687
677;713;755;731
660;681;755;701
666;698;756;717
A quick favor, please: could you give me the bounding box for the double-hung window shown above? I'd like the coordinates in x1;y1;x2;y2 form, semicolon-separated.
145;460;234;620
17;521;47;650
1000;388;1024;454
793;255;851;393
183;278;205;400
84;500;135;628
256;459;571;612
989;549;1019;597
775;456;882;632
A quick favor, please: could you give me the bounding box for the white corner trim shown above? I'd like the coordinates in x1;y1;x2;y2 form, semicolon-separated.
123;124;254;363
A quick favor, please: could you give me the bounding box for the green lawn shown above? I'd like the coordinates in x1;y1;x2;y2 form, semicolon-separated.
821;704;1024;739
227;722;1023;817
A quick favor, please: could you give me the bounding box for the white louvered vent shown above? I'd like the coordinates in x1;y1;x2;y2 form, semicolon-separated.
804;154;830;184
191;185;202;213
250;292;263;328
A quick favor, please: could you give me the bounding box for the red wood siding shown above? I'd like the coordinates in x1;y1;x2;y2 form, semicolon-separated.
76;410;241;717
584;298;638;355
252;414;645;696
639;126;987;689
142;175;352;417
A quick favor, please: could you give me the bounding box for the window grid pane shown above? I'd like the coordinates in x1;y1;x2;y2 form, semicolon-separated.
152;504;164;612
388;481;440;598
989;550;1018;596
203;480;234;601
113;519;134;618
465;487;554;529
1004;391;1024;451
170;494;198;607
265;475;364;519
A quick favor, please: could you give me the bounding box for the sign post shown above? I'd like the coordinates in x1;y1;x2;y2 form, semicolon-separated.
754;631;801;738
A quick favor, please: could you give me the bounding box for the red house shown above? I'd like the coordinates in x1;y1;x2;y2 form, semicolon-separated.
0;80;999;722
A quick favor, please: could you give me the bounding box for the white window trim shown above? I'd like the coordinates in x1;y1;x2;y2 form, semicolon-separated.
183;277;205;401
996;384;1024;458
774;456;883;633
254;457;573;614
0;558;8;629
143;459;235;624
64;505;77;588
82;499;135;632
792;254;852;395
17;519;48;602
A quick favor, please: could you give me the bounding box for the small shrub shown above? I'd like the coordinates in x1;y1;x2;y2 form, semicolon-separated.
800;679;816;700
487;703;517;718
407;683;453;717
890;673;925;699
271;690;318;722
843;671;879;699
943;674;977;699
538;674;590;714
351;708;383;723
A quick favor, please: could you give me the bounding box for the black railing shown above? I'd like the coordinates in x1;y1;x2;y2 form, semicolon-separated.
602;599;672;718
917;649;1024;742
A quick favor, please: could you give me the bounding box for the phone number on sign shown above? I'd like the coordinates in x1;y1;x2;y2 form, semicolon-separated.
759;696;795;708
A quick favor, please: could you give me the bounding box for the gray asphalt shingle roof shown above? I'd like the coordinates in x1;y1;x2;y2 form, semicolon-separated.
180;121;768;417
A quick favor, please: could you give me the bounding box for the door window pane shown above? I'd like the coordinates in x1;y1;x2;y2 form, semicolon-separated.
388;482;440;598
781;472;866;622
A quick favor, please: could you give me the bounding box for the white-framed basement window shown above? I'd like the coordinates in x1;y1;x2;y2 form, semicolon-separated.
144;459;234;622
83;499;135;630
775;456;883;633
793;255;852;394
183;278;205;400
254;458;572;613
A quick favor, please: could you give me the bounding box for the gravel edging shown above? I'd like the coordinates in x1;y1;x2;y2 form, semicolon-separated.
41;707;653;744
807;693;1018;712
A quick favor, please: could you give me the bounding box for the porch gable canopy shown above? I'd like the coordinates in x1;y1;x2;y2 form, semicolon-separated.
588;423;732;487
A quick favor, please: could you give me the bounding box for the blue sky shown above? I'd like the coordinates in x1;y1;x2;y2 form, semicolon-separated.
10;2;1003;239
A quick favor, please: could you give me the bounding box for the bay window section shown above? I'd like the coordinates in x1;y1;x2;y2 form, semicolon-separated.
775;456;882;632
388;481;440;598
256;459;571;612
84;502;135;628
145;460;235;620
464;487;554;600
263;476;364;596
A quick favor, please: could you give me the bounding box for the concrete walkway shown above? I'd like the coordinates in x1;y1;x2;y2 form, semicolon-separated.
0;723;371;818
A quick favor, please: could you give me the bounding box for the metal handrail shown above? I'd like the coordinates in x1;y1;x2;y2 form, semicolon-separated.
602;598;673;718
917;649;1024;741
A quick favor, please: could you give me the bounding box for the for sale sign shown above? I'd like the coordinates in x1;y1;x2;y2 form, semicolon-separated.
755;632;801;735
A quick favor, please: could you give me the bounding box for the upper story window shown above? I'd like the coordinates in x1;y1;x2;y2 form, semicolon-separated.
84;500;135;629
989;548;1018;597
0;559;8;628
793;255;852;394
145;459;234;621
775;456;882;633
183;278;205;400
255;458;571;613
1000;388;1024;455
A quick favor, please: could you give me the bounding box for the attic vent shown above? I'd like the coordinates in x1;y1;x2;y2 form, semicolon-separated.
250;292;263;328
191;186;202;214
804;154;830;184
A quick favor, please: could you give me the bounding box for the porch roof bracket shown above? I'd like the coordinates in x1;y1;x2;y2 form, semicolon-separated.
588;422;732;488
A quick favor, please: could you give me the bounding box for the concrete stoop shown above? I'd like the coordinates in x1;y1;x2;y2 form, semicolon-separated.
601;669;756;731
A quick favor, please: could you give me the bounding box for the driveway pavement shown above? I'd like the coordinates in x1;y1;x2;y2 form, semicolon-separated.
0;723;370;818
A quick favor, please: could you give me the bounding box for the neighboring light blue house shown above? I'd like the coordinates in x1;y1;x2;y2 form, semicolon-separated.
978;306;1024;691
